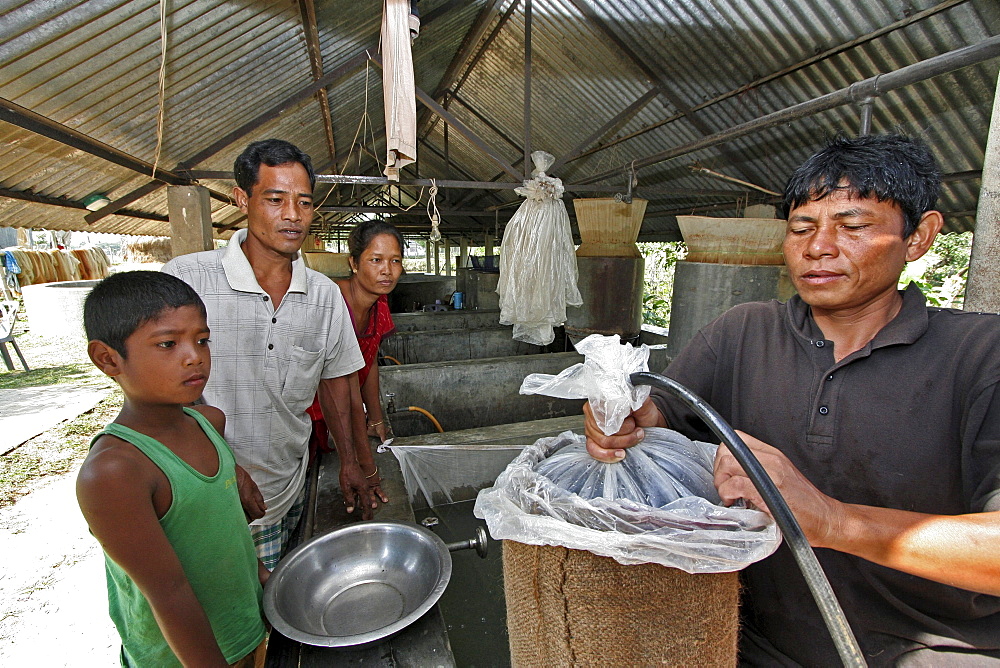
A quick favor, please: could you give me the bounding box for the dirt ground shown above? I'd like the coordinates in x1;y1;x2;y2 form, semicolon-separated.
0;464;120;665
1;323;121;664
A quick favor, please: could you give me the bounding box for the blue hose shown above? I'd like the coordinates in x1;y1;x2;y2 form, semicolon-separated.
629;371;866;667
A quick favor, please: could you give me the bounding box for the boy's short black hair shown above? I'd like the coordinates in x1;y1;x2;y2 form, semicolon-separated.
782;134;941;237
233;139;316;198
84;271;206;358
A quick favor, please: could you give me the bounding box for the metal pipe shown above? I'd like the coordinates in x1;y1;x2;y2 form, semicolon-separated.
581;36;1000;185
523;0;532;178
629;372;865;667
858;97;875;136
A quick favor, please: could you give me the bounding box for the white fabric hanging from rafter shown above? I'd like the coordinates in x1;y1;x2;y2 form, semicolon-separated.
381;0;417;181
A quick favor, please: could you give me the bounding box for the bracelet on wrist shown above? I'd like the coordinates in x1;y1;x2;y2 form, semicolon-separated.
368;419;384;428
364;466;379;479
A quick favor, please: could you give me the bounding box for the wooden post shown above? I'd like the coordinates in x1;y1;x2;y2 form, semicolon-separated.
966;69;1000;313
433;241;440;275
459;235;469;270
445;241;452;276
167;186;214;257
485;233;494;257
425;239;432;274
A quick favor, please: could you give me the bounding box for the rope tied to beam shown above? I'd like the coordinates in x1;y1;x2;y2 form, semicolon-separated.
427;178;441;242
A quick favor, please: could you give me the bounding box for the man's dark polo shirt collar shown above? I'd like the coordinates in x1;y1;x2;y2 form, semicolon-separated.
785;282;928;370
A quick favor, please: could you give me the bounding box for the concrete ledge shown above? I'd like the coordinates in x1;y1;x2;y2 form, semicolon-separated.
391;309;503;332
380;352;585;436
382;327;544;364
392;415;585;447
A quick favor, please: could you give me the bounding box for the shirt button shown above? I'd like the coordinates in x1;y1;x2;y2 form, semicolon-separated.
262;295;269;302
272;318;277;324
819;406;829;415
268;344;274;350
815;340;825;348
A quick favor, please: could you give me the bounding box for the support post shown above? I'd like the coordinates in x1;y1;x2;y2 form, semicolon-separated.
425;240;432;274
459;235;469;270
168;186;214;257
445;241;452;276
433;241;440;275
965;71;1000;313
485;233;494;257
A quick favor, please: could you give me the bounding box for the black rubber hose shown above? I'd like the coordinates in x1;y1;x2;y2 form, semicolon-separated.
629;372;866;667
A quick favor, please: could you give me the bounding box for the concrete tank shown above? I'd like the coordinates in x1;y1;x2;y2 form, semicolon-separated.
564;198;646;344
565;256;644;343
667;215;792;358
21;280;100;339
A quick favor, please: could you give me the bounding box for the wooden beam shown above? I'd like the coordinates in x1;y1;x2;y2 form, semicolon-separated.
297;0;336;164
176;49;372;171
84;181;165;224
550;87;660;173
421;0;521;141
0;97;191;186
371;55;521;180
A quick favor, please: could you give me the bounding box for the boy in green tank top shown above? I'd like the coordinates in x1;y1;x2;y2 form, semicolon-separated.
77;271;268;667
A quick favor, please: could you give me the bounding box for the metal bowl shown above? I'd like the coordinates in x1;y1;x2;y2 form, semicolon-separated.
263;521;452;647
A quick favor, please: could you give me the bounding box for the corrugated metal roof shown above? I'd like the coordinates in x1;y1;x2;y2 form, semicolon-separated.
0;0;997;240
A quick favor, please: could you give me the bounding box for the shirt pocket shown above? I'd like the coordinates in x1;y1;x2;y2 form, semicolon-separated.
281;345;325;404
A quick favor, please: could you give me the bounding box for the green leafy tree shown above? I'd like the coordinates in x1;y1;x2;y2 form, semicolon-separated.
639;241;687;327
898;232;972;308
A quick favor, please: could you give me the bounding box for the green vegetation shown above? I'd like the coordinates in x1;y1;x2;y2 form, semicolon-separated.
639;241;687;328
0;362;99;390
898;232;972;308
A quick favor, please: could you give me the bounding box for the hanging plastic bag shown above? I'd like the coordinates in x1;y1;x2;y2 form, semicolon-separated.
474;430;781;573
497;151;582;346
520;333;651;436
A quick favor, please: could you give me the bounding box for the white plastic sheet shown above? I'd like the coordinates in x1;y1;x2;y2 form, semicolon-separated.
520;333;651;435
388;443;524;509
497;151;582;346
474;430;781;573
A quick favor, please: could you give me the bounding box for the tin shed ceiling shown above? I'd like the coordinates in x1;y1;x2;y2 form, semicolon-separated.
0;0;997;241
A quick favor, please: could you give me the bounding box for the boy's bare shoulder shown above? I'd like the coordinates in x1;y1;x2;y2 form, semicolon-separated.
78;432;157;490
189;404;226;435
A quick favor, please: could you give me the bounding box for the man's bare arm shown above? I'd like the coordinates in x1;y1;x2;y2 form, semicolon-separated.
318;375;375;519
715;430;1000;595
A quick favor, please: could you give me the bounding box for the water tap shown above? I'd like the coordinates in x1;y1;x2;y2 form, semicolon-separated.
385;392;396;414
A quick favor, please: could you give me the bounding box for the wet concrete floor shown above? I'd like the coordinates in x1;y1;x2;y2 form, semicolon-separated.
414;500;510;668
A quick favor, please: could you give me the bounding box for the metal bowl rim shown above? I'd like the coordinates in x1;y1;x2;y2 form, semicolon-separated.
263;520;452;647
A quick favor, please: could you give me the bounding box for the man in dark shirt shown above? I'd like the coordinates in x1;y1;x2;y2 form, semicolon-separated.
586;134;1000;666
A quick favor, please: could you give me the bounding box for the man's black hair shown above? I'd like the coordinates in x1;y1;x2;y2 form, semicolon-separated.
233;138;316;198
782;134;941;237
347;220;405;266
84;271;207;358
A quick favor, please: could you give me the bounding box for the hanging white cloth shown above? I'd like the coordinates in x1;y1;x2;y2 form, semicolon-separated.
381;0;417;181
498;151;583;346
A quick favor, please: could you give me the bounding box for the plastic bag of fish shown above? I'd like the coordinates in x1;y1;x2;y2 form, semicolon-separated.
474;428;781;573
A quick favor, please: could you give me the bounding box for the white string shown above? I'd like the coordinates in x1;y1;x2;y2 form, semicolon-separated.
151;0;168;179
426;178;441;242
394;185;424;212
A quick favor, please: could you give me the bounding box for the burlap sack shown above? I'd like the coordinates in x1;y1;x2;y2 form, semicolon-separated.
503;540;738;667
